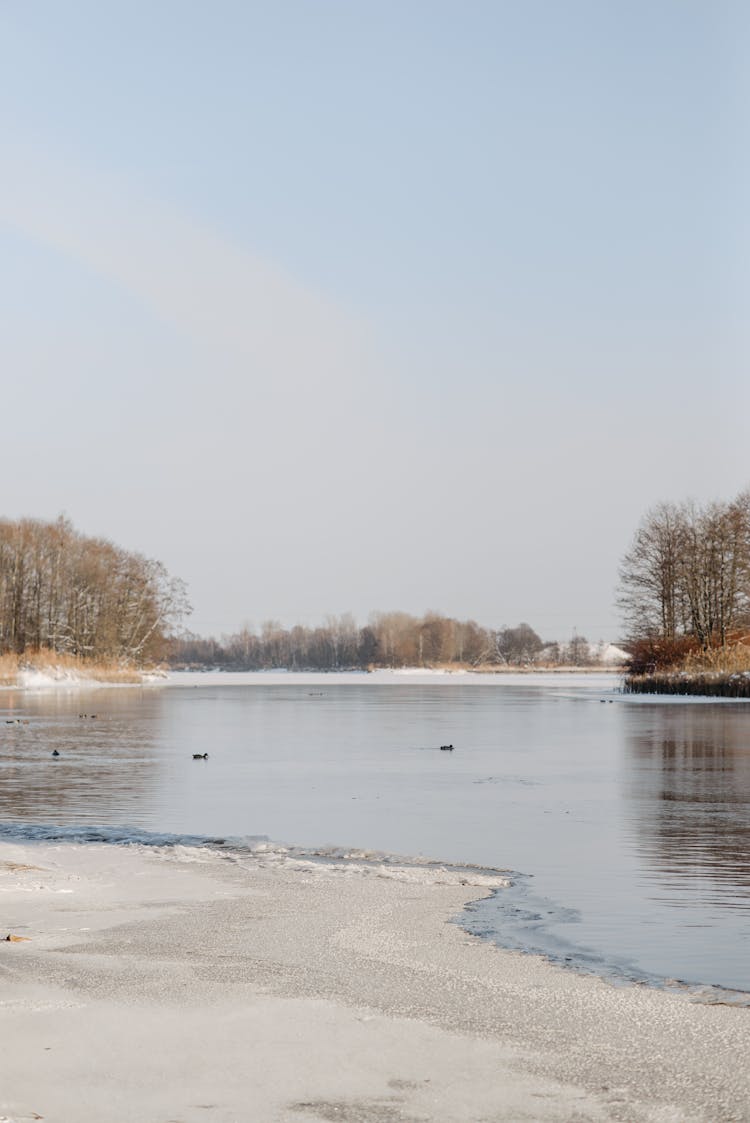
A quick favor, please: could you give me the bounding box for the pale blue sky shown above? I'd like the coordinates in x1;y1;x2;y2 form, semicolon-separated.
1;2;747;640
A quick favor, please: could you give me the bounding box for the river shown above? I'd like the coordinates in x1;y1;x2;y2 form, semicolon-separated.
1;670;748;995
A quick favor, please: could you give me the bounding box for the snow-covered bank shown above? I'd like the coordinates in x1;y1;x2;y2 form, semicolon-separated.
1;840;747;1122
5;660;166;687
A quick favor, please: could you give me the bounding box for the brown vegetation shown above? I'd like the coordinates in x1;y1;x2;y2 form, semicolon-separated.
0;649;149;686
624;670;750;698
0;652;19;686
679;635;750;675
623;639;750;697
623;634;702;676
624;632;750;696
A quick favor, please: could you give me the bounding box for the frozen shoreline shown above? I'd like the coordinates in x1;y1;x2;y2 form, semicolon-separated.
166;668;623;687
16;668;750;702
1;840;748;1122
1;667;167;691
3;667;623;692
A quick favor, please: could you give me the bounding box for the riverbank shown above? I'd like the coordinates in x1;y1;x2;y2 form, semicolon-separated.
165;668;623;687
624;639;750;697
0;650;163;688
624;671;750;697
170;662;627;675
1;841;748;1122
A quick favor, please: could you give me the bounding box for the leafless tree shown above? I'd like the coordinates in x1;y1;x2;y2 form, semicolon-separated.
618;502;687;640
493;622;543;665
619;492;750;649
0;516;190;663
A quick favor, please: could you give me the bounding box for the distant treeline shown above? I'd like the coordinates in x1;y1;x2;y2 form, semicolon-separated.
0;517;189;663
170;613;605;671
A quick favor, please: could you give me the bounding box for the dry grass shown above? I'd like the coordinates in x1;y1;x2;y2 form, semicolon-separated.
678;640;750;675
0;649;146;685
0;652;20;686
624;671;750;697
625;632;750;677
624;638;750;697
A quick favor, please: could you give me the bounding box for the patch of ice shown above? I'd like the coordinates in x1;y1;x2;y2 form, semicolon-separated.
162;840;511;890
377;666;469;677
15;668;147;691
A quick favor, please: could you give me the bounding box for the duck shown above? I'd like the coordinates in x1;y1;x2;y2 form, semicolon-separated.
51;749;60;757
192;752;209;760
439;744;454;752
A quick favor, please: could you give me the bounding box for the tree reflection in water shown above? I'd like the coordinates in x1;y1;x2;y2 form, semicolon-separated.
0;688;165;828
625;705;750;904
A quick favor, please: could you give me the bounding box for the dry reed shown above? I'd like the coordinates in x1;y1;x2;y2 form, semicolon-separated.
0;649;146;685
624;640;750;697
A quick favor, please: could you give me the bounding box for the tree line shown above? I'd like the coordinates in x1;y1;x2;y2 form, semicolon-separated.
0;516;189;663
0;512;629;672
619;490;750;670
170;613;603;671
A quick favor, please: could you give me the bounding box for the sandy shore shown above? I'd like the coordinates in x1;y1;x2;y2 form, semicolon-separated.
1;842;748;1123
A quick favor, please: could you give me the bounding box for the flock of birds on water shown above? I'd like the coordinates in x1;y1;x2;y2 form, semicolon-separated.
48;744;455;760
6;690;618;763
3;705;454;760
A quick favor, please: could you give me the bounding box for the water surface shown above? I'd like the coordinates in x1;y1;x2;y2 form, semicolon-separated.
1;672;748;993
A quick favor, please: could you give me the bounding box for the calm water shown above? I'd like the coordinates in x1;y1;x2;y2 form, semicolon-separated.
1;672;749;994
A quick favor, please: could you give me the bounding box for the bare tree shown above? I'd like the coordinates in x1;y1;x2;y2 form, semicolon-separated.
494;622;543;665
679;499;750;647
619;491;750;650
618;502;687;640
566;633;591;666
0;517;190;663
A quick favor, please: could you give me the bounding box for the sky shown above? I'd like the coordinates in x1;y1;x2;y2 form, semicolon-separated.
1;1;748;642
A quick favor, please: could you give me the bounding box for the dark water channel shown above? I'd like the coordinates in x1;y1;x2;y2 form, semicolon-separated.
1;673;748;994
